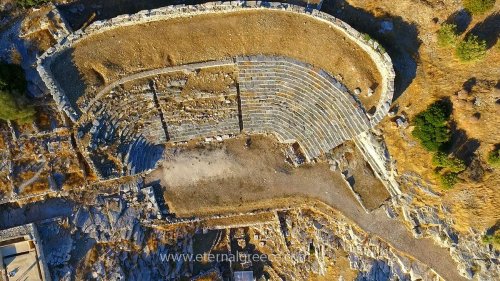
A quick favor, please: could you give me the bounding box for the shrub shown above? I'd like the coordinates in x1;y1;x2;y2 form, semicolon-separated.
463;0;496;15
439;172;459;189
487;147;500;167
411;100;452;151
456;35;487;61
0;63;35;123
15;0;50;8
432;152;466;172
437;23;459;47
0;91;36;123
482;232;500;250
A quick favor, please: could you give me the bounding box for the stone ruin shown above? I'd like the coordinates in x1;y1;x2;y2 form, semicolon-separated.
36;1;395;182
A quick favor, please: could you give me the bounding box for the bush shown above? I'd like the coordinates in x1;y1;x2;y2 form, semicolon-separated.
432;152;466;172
456;35;487;61
487;147;500;167
482;232;500;250
0;91;36;123
15;0;50;8
0;63;35;123
411;100;452;151
437;23;459;47
439;172;459;189
463;0;496;15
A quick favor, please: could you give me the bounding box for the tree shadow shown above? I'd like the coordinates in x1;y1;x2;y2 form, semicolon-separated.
485;220;500;236
445;9;472;34
58;0;298;30
321;0;421;100
448;124;481;166
466;12;500;49
462;77;477;92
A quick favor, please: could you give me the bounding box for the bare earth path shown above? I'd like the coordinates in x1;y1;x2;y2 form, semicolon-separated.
151;136;467;281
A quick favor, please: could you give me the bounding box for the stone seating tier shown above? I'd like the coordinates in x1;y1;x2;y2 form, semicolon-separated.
237;56;370;160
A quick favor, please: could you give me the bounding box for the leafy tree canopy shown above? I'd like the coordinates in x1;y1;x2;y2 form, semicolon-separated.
0;63;35;123
411;100;452;151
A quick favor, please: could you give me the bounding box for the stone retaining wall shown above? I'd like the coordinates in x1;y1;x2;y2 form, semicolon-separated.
37;1;394;126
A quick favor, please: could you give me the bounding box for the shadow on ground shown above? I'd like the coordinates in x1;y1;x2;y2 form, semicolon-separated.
446;9;472;34
467;12;500;49
58;0;299;30
321;0;420;100
448;125;480;166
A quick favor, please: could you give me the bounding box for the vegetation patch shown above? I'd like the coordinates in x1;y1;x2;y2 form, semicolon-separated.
15;0;50;8
482;232;500;250
412;100;470;189
456;35;487;61
432;152;466;173
411;100;452;152
0;63;35;123
438;172;460;190
487;147;500;168
437;23;459;47
463;0;496;15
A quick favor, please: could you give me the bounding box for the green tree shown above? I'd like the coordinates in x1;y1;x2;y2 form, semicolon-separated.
463;0;496;15
0;63;35;123
456;35;487;61
437;23;459;47
411;100;452;151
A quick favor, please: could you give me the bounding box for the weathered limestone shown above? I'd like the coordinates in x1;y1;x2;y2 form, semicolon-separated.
153;63;241;142
353;131;402;196
37;2;395;186
77;84;166;179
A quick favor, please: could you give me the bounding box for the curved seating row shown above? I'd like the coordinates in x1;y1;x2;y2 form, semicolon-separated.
77;86;166;178
237;56;370;161
78;56;376;179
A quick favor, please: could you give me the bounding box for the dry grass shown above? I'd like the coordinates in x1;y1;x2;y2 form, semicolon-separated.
53;9;382;110
353;0;500;232
199;212;276;229
308;253;358;281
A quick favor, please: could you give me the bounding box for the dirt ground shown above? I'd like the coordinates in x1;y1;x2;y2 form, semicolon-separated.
147;135;362;217
51;9;382;110
343;143;390;210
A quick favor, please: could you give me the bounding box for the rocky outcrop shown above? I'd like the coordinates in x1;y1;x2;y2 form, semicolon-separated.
393;175;500;280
